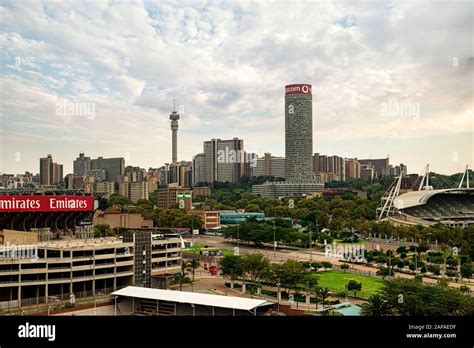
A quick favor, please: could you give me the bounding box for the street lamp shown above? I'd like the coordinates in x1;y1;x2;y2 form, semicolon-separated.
237;225;240;251
273;221;276;260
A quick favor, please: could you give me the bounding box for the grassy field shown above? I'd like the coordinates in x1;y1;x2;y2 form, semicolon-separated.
183;243;234;256
312;270;385;299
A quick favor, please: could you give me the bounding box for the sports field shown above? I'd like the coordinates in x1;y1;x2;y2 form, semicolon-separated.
313;270;385;299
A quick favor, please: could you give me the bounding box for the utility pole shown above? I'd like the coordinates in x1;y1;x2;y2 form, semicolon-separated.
309;225;313;263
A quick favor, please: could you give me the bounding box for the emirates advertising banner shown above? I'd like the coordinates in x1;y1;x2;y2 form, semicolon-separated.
0;195;94;212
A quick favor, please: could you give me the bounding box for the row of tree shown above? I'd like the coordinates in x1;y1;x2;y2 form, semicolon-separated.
361;278;474;316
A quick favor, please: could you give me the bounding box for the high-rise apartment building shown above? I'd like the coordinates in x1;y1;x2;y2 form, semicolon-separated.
39;154;63;185
313;153;344;183
156;185;192;210
196;138;246;184
285;84;313;182
192;153;206;184
345;158;361;179
39;154;53;185
118;166;149;202
73;153;91;176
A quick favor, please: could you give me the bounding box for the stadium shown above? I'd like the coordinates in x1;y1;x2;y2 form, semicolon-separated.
0;189;95;240
378;165;474;227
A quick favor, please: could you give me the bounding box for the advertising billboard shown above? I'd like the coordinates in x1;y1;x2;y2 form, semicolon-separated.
0;195;94;212
285;84;312;95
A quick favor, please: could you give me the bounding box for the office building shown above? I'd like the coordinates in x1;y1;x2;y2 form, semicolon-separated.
251;153;286;179
0;233;182;310
285;84;313;181
90;156;125;182
359;158;389;178
88;169;107;182
252;181;324;198
156;185;192;210
361;165;375;182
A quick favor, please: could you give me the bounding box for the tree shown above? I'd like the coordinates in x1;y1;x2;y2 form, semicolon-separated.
172;263;192;291
321;261;332;270
377;266;393;279
316;287;330;308
270;260;307;295
108;193;132;212
460;263;472;278
361;294;391;316
219;255;244;287
340;263;350;272
187;258;201;282
94;223;112;237
381;279;474;315
347;279;362;297
241;253;271;296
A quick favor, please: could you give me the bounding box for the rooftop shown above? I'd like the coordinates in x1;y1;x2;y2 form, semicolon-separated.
112;286;275;311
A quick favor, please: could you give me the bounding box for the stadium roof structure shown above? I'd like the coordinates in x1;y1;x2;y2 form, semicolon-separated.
393;188;474;210
112;286;274;311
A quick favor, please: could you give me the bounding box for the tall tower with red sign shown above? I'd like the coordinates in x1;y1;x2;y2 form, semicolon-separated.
284;84;313;182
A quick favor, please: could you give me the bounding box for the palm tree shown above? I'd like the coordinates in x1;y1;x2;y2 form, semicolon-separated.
172;263;192;291
187;258;201;282
316;287;330;308
360;294;391;316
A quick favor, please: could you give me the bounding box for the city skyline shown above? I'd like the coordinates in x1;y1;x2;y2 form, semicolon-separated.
1;1;473;175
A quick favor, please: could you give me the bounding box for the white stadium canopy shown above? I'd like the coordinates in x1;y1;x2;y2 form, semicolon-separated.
112;286;274;311
393;188;473;210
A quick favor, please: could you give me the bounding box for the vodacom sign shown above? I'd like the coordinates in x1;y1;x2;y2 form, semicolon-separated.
285;84;312;95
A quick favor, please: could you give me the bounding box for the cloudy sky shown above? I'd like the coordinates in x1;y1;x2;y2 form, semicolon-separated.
0;0;472;176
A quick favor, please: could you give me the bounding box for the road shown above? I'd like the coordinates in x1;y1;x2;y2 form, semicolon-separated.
191;235;474;291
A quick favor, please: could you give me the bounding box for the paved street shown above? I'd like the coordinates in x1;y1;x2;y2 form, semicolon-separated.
192;235;474;291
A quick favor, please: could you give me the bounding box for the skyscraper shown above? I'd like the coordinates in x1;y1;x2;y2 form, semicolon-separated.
285;84;313;182
170;102;180;165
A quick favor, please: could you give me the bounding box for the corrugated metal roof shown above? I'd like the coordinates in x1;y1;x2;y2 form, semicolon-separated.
112;286;274;311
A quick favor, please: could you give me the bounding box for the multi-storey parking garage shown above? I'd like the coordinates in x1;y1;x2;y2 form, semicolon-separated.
0;232;183;311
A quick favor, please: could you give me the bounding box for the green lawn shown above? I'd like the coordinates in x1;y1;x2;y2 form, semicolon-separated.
183;243;233;256
312;270;385;299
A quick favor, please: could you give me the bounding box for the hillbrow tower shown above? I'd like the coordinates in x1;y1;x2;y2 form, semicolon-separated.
170;101;180;165
285;84;313;181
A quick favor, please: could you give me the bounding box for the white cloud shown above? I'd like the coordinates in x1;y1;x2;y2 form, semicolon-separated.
0;0;472;174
